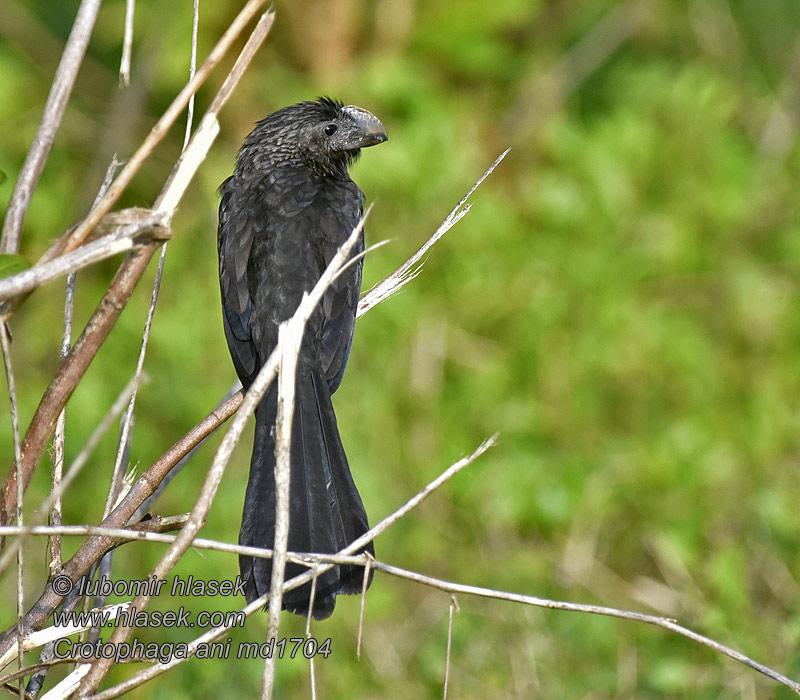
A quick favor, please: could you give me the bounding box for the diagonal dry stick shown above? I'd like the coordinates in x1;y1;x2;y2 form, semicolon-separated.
358;149;509;317
0;141;505;688
38;0;268;267
72;204;369;699
0;6;275;533
0;143;504;658
0;0;103;255
0;391;242;657
65;436;497;700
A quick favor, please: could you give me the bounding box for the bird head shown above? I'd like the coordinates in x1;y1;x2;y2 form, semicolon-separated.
242;97;387;178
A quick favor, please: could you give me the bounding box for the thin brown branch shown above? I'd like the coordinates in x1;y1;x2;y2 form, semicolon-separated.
36;0;268;268
0;391;241;658
0;213;169;302
73;192;365;700
0;378;140;577
0;243;159;531
0;0;103;255
75;435;498;700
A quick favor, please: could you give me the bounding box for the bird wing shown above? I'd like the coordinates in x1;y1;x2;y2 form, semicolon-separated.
320;202;364;394
218;176;258;384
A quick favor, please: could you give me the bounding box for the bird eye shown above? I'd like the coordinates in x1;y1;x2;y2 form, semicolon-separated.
323;123;338;136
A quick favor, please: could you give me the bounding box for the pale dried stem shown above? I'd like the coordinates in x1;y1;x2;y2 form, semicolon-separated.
358;149;509;317
443;596;456;700
0;322;23;692
33;0;267;268
356;556;372;658
119;0;135;87
0;378;140;577
72;435;497;700
46;152;119;578
0;0;103;255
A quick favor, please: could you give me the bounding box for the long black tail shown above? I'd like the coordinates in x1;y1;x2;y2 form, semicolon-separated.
238;367;373;620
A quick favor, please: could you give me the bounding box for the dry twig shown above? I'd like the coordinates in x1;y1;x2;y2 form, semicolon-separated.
0;0;103;255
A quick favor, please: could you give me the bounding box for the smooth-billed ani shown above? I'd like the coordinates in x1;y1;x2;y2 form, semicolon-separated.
217;97;387;619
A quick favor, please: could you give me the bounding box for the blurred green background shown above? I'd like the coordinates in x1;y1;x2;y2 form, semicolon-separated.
2;0;800;697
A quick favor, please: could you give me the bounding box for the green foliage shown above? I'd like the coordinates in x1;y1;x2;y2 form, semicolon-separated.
2;0;800;697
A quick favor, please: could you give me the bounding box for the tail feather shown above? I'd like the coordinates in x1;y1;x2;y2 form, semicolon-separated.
238;369;373;620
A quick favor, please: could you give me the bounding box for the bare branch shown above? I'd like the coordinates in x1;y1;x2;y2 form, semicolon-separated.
0;212;168;302
358;149;509;317
35;0;268;268
0;242;159;530
68;435;498;700
0;7;275;530
0;377;140;577
0;0;103;255
368;560;800;697
47;270;72;578
0;391;241;657
119;0;135;88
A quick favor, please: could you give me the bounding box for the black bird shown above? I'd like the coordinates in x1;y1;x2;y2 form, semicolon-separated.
217;98;387;619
